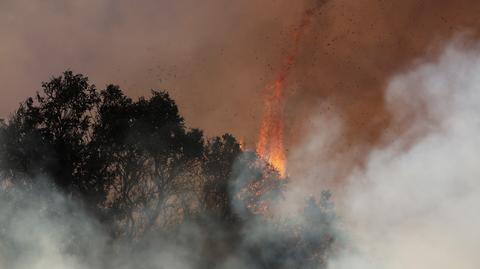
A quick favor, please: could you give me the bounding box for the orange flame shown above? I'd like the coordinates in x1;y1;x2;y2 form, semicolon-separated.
256;3;326;178
257;80;287;177
239;137;246;151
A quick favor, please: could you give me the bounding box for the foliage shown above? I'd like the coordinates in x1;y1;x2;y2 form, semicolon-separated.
0;71;337;268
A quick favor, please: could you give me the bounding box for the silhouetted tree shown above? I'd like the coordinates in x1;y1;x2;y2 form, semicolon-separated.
202;134;242;222
0;71;101;203
0;71;337;268
90;85;206;236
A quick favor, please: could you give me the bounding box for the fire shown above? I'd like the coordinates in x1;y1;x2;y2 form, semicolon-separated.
239;137;246;151
257;80;287;177
256;3;325;178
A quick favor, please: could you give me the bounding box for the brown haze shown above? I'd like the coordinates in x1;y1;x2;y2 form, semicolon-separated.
2;0;480;155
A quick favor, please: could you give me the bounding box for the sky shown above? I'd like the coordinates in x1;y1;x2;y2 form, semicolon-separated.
2;0;480;150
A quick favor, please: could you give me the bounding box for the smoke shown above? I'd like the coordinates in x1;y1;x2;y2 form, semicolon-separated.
0;180;216;269
0;173;336;268
0;154;336;268
3;1;480;265
0;179;108;269
286;39;480;268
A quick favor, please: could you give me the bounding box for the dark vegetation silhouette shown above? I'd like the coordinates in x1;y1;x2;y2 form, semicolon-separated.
0;71;337;268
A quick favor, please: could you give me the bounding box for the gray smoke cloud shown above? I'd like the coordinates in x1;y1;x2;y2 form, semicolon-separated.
0;179;108;269
0;156;336;268
0;185;216;269
286;38;480;268
0;176;336;268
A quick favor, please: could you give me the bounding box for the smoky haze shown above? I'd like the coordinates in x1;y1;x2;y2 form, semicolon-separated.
3;39;480;268
3;0;480;152
3;1;480;268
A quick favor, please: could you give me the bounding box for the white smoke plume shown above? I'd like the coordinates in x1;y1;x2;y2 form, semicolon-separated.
0;179;108;269
0;180;220;269
321;39;480;268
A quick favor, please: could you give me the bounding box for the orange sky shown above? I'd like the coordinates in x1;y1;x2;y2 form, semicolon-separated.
2;0;480;151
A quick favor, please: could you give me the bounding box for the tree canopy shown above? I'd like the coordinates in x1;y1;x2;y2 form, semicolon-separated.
0;71;337;269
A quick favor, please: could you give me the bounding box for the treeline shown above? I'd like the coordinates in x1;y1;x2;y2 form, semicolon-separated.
0;71;336;269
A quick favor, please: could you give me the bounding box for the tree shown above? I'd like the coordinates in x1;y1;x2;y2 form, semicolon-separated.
92;86;205;236
0;72;208;236
202;134;242;222
0;71;101;203
0;71;337;267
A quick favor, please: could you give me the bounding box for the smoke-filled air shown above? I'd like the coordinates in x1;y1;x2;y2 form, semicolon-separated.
2;0;480;268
